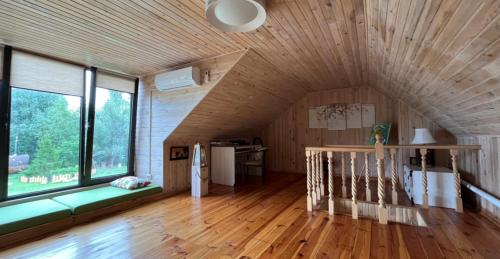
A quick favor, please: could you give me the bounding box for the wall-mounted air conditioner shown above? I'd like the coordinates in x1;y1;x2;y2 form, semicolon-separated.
154;66;201;91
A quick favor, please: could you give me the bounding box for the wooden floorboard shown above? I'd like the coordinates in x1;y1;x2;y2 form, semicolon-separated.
0;172;499;259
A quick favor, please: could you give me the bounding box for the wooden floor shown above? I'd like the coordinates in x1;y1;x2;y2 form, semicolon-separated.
1;173;500;259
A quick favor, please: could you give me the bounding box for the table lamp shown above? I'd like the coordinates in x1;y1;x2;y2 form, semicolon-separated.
412;128;436;166
411;128;436;144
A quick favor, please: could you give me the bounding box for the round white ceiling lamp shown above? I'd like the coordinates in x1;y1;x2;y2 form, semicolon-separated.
206;0;266;33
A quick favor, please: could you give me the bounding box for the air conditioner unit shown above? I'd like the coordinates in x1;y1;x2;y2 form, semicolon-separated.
154;66;201;91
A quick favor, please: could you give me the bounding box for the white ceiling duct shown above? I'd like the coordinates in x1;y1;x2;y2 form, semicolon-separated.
206;0;266;32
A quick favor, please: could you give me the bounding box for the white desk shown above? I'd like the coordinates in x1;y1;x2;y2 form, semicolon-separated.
211;145;265;186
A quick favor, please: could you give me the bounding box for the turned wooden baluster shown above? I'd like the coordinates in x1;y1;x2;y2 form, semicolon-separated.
311;151;317;206
306;150;313;211
319;151;325;197
375;134;388;224
390;148;398;205
420;148;429;209
365;152;371;202
450;149;463;213
327;151;334;216
351;152;358;219
315;151;321;201
341;152;347;198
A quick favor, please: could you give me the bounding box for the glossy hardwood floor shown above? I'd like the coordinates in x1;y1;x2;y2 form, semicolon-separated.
1;173;499;259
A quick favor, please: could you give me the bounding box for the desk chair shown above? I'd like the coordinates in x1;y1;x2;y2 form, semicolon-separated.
240;147;268;184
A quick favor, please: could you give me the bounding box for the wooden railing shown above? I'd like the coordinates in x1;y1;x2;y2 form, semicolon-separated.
305;136;481;224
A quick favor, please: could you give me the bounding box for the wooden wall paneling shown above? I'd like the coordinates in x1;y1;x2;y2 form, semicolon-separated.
458;135;500;223
263;86;458;194
262;86;401;175
160;49;308;193
135;51;245;191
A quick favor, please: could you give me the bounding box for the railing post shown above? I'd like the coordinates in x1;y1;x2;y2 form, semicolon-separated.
351;152;358;219
341;152;347;198
365;152;371;202
319;151;325;197
306;150;313;211
327;151;334;215
420;148;429;209
311;151;317;206
315;151;321;201
376;134;387;224
390;148;398;205
450;149;463;213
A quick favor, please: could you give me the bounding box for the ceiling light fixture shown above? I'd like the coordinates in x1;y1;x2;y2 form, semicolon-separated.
206;0;266;33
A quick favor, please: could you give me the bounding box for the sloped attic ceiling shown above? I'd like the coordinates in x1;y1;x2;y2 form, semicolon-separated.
167;49;309;141
0;0;499;135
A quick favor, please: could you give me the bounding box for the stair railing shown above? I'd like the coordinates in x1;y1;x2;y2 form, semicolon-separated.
305;135;481;224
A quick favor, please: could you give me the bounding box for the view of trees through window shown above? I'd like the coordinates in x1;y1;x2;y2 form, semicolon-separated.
8;88;80;196
91;87;131;179
7;87;132;196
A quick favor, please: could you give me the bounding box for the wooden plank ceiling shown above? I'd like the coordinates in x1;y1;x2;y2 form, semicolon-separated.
0;0;499;135
168;49;309;140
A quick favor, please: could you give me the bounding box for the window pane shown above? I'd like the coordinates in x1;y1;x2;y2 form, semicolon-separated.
8;88;80;196
91;87;131;179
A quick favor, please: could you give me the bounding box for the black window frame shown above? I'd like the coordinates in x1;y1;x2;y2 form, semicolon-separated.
0;47;138;201
84;72;138;185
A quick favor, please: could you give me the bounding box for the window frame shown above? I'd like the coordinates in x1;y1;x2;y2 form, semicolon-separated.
6;86;83;199
84;71;137;185
0;47;138;201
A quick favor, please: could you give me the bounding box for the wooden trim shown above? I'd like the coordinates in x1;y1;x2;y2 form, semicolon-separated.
324;144;481;150
306;147;376;152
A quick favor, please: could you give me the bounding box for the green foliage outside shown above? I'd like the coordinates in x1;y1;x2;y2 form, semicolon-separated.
8;88;131;196
10;89;80;177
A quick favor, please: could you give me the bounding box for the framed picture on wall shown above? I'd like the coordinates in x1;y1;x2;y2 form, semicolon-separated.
170;146;189;160
368;123;391;145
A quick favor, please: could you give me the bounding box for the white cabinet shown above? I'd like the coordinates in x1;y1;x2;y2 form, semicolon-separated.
403;165;456;209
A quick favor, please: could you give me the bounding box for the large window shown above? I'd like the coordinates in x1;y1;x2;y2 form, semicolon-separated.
0;47;137;200
8;88;81;196
7;51;84;197
91;73;135;179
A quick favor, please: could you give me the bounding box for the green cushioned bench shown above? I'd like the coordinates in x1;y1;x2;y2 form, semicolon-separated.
51;185;162;215
0;199;72;235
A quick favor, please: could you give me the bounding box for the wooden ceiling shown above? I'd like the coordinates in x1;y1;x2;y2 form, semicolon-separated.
0;0;499;135
168;49;308;140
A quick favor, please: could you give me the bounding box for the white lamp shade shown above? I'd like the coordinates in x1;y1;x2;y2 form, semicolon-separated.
411;128;436;144
206;0;266;32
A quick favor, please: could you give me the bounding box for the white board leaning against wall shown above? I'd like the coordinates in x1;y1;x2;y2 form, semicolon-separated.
346;103;362;129
308;106;328;128
362;104;375;127
192;143;208;198
327;104;346;130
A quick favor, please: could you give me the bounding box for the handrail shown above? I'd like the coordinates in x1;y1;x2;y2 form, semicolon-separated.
306;147;375;152
324;144;481;150
461;179;500;208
